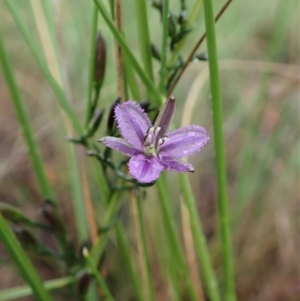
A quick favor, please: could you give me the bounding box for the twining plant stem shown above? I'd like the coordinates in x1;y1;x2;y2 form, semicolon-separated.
135;0;154;83
156;175;198;301
159;0;169;95
202;0;236;300
0;277;73;301
115;224;145;301
85;5;99;127
0;36;54;200
179;173;220;301
92;0;163;105
83;248;115;301
0;213;53;301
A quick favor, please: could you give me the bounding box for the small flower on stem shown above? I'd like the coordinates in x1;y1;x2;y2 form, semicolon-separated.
98;96;209;183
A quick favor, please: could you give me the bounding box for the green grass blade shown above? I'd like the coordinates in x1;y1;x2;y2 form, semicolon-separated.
92;0;163;105
0;277;73;301
83;248;115;301
159;0;169;94
0;213;53;301
179;173;220;301
202;0;236;300
156;175;198;301
0;35;54;200
135;0;154;83
4;0;83;135
115;224;145;301
136;194;155;301
85;5;99;127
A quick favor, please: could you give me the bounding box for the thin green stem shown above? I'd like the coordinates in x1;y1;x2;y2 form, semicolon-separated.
85;5;99;127
135;0;154;83
115;223;145;301
168;0;203;67
156;175;198;301
90;190;123;263
5;0;111;203
136;193;155;301
83;248;115;301
4;0;83;135
179;173;220;301
29;0;90;243
0;277;73;301
159;0;169;94
0;213;53;301
202;0;236;300
0;35;54;200
69;150;89;242
124;57;141;99
92;0;163;105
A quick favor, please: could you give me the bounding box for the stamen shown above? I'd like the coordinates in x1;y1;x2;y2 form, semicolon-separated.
143;134;152;146
158;136;168;146
147;127;155;135
158;138;164;146
154;127;161;136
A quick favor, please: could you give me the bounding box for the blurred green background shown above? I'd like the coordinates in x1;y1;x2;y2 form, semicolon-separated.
0;0;299;300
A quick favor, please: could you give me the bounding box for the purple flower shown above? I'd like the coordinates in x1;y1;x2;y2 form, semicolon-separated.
98;96;209;183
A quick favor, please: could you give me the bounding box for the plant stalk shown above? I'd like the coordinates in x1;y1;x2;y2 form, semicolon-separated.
202;0;236;299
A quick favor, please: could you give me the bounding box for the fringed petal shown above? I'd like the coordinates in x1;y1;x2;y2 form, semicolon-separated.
115;101;152;150
99;137;137;156
159;125;209;159
161;158;194;172
128;154;164;183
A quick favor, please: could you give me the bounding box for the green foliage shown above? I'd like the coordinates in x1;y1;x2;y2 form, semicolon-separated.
0;0;297;300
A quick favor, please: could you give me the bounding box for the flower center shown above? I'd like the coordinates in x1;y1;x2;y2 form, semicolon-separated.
143;126;168;157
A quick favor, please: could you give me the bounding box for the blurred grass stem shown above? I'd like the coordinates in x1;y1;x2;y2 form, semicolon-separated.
0;35;54;200
85;5;99;127
134;192;155;301
0;213;53;301
83;248;115;301
179;174;220;301
0;277;73;301
159;0;169;95
135;0;154;87
203;0;236;299
167;0;232;96
92;0;163;104
156;175;198;301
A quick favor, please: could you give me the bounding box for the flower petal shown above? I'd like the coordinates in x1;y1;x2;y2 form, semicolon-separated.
128;154;164;183
159;125;209;158
153;95;176;138
99;137;137;156
115;101;152;150
161;158;194;172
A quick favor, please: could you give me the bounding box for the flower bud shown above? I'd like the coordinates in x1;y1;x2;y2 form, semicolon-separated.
151;44;161;61
76;271;93;296
13;225;38;251
151;0;162;11
40;199;65;236
168;13;177;38
0;202;29;223
94;31;106;88
107;97;121;134
194;52;209;61
140;101;151;113
86;109;105;137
